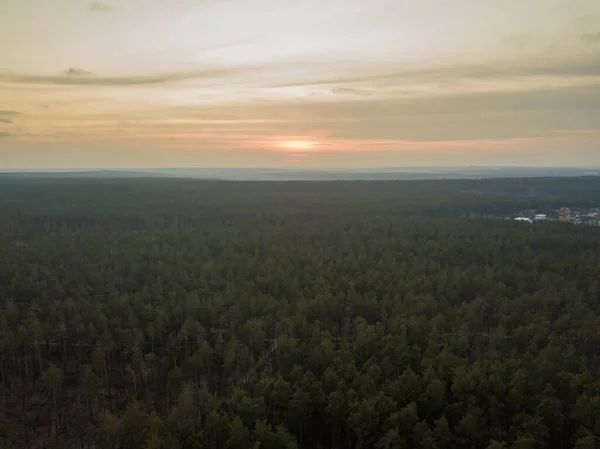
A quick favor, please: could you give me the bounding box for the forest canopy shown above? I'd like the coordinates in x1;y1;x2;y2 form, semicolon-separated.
0;176;600;449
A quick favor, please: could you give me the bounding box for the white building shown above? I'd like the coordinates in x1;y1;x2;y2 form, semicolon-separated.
515;217;532;223
534;214;547;221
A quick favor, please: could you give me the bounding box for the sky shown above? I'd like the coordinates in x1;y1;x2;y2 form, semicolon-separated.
1;0;600;169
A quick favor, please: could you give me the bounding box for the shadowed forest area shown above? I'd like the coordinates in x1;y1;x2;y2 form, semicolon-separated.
1;177;600;449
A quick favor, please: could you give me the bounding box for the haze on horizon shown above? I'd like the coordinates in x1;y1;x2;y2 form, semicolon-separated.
1;0;600;169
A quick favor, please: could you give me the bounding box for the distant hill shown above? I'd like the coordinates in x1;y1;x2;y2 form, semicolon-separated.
1;166;599;181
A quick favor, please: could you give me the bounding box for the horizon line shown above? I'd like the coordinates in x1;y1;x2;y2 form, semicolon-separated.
2;165;600;172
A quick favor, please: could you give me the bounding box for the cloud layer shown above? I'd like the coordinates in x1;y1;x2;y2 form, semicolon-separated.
89;2;113;13
582;32;600;42
0;66;254;86
1;0;600;168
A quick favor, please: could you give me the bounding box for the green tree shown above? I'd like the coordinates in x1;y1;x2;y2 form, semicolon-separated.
41;364;63;437
95;412;119;449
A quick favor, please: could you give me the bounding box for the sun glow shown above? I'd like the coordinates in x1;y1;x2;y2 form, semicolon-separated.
276;140;318;152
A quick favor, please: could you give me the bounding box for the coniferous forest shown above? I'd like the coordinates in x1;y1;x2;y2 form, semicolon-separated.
1;176;600;449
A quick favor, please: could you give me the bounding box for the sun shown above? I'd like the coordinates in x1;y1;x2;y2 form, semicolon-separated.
277;140;317;152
